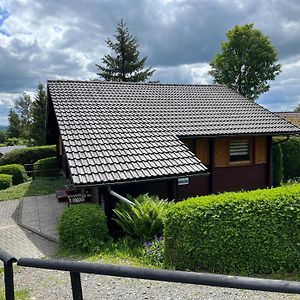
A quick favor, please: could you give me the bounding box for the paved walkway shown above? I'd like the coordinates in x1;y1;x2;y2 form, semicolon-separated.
20;194;66;241
0;195;66;259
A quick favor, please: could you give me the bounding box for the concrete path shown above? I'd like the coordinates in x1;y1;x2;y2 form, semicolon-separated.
0;194;67;259
20;194;67;241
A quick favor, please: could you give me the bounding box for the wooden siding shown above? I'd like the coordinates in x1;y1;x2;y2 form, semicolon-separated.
255;136;267;164
214;138;229;167
195;139;210;165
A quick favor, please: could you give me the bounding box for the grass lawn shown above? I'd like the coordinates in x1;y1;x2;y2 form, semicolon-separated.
58;238;160;269
0;176;66;201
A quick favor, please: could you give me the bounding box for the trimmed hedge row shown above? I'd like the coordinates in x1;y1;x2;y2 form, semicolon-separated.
34;157;60;177
164;184;300;274
0;174;13;190
58;204;108;253
0;164;27;185
0;145;56;167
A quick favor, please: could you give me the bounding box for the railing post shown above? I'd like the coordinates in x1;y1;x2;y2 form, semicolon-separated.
4;260;16;300
0;250;17;300
70;272;83;300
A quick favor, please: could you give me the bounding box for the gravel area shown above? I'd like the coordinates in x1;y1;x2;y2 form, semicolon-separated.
1;266;300;299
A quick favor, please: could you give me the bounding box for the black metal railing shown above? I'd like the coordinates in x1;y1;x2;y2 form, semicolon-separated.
2;248;300;300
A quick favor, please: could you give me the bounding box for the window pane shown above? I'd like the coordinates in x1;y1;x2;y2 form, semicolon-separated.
230;140;249;162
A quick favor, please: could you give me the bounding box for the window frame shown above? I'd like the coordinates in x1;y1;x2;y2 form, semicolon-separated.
229;138;251;165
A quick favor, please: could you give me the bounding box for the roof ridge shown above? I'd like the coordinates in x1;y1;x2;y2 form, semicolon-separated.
47;79;224;88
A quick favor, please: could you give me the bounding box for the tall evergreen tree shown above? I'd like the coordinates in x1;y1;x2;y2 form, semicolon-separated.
7;109;21;138
15;92;32;139
31;83;47;145
96;19;155;82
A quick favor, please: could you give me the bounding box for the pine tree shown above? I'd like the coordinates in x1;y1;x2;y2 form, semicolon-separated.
7;109;21;138
15;92;32;139
96;19;155;82
31;83;47;145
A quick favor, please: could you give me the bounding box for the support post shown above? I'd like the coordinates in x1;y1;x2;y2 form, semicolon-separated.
70;271;83;300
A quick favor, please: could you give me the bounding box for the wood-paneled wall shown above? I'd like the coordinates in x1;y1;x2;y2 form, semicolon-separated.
255;136;267;164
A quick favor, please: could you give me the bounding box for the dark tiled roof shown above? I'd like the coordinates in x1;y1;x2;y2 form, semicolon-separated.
276;112;300;119
48;80;299;185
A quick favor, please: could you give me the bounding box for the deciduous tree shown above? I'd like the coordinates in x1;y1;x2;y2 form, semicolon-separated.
209;24;281;101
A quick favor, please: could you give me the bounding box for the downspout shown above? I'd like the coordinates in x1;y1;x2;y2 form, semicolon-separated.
272;135;290;145
109;188;135;206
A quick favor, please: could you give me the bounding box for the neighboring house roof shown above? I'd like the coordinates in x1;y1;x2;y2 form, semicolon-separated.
0;145;26;155
47;80;300;186
276;112;300;127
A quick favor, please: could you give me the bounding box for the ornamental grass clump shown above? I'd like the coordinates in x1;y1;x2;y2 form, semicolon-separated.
113;194;171;241
164;184;300;275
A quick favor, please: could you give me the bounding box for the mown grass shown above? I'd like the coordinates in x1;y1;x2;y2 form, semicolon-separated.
0;176;66;201
58;238;158;269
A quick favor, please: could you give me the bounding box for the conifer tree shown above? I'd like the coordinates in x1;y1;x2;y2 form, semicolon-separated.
7;109;21;138
31;83;47;145
96;19;155;82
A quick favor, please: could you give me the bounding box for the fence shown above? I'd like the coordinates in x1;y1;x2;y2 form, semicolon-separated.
1;249;300;300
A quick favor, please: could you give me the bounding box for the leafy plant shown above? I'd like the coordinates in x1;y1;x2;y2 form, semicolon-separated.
113;194;171;241
0;164;27;185
164;184;300;274
143;236;165;267
34;156;60;177
0;174;13;190
58;203;108;253
280;137;300;180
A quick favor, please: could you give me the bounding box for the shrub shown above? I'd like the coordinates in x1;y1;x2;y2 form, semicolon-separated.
113;194;171;241
34;157;60;177
164;184;300;274
0;145;56;167
272;142;283;187
0;164;27;185
280;137;300;180
0;174;13;190
143;236;165;267
58;204;108;253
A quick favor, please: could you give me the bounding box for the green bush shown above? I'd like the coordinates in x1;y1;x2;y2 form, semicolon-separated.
280;137;300;180
0;174;13;190
164;185;300;274
272;142;283;187
143;237;165;267
113;194;171;241
58;204;108;253
0;164;27;185
34;157;60;177
0;145;56;167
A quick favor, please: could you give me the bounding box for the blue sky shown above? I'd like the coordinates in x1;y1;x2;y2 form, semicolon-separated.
0;0;300;125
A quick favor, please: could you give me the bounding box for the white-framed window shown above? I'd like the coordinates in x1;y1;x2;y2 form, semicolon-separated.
230;139;249;162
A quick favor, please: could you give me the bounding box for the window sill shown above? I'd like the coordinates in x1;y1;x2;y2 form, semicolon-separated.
229;160;252;167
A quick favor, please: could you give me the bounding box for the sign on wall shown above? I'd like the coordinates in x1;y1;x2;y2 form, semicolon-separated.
178;177;189;185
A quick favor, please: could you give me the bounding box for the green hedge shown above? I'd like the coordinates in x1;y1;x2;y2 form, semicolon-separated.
280;137;300;180
272;142;283;187
0;145;56;168
164;185;300;274
0;164;27;185
58;204;108;253
0;174;13;190
34;157;60;177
